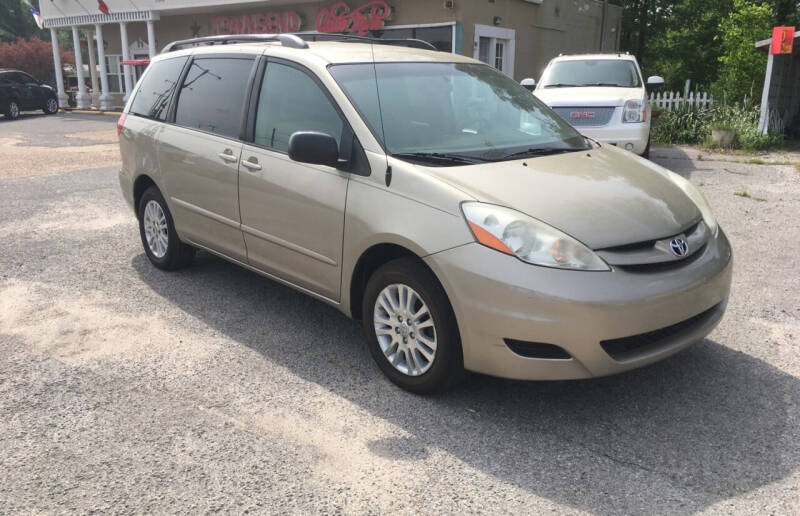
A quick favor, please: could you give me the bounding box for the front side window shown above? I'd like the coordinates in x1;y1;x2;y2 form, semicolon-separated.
330;62;587;162
254;62;343;152
129;56;187;121
175;57;254;139
540;59;642;88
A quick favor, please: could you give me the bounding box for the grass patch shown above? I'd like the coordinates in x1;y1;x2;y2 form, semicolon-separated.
734;190;767;202
794;163;800;173
746;157;766;164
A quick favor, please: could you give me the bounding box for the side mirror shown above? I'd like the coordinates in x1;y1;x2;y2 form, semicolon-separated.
520;78;536;91
288;131;340;168
646;76;664;89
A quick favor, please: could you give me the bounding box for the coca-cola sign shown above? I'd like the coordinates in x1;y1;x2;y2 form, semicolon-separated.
315;1;392;36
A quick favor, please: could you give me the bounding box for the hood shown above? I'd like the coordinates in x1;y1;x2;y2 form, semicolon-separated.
422;146;700;250
534;86;642;107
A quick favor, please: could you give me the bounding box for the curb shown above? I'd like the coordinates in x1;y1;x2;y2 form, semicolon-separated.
60;109;122;117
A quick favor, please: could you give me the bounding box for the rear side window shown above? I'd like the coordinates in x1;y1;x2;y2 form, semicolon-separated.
254;62;343;152
175;57;254;139
130;56;187;121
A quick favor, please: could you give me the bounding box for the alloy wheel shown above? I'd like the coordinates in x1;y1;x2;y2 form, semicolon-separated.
143;200;169;258
8;102;19;119
46;98;58;113
373;283;437;376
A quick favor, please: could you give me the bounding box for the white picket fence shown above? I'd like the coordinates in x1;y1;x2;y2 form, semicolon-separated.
648;91;714;111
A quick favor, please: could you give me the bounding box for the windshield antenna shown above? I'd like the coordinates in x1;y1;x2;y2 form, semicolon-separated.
369;40;391;186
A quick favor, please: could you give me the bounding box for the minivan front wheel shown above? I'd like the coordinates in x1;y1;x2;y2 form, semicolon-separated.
138;186;195;270
362;258;464;393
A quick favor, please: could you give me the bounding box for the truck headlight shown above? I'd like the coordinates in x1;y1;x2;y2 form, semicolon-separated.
623;99;646;123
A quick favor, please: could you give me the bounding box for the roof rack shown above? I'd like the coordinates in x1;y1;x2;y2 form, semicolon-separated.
161;34;308;53
557;51;631;57
160;32;438;54
297;32;437;51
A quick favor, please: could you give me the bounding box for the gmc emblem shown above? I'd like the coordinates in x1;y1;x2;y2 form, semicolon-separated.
570;111;596;119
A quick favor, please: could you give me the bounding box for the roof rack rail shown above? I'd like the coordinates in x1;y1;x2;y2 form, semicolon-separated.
297;32;438;51
161;33;308;53
160;32;439;54
557;51;632;57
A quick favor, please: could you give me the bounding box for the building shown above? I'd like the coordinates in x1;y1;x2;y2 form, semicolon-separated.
756;29;799;136
40;0;622;110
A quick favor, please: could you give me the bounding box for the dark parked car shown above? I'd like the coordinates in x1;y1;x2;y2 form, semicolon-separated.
0;69;59;120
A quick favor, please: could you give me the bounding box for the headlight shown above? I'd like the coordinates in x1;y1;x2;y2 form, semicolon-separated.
461;202;609;271
668;173;719;236
622;99;646;123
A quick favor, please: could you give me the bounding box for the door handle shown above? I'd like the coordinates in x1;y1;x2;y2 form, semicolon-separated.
241;157;262;171
218;149;238;163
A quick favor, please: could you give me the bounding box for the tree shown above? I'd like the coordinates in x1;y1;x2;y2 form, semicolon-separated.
0;37;74;84
0;0;43;42
712;0;774;103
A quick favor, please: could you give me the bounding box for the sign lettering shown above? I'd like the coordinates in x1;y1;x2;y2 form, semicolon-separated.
211;11;303;35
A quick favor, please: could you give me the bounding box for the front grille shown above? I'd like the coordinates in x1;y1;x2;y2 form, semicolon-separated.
504;339;572;359
600;303;722;361
615;243;706;273
551;106;616;127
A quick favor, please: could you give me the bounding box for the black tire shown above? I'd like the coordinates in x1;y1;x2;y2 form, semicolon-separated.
642;137;651;159
43;96;59;114
4;100;20;120
362;258;464;394
137;186;195;270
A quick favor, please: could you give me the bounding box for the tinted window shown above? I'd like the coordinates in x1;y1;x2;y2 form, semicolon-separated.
129;56;187;121
175;57;253;139
254;62;343;152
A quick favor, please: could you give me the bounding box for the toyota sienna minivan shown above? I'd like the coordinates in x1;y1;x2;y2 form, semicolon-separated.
118;34;732;393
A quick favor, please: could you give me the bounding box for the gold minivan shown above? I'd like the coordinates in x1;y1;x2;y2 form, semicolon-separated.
119;34;732;393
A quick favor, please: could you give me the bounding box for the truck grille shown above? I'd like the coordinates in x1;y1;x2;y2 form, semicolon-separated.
551;106;616;127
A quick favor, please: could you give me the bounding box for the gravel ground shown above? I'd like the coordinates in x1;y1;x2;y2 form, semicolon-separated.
1;114;799;514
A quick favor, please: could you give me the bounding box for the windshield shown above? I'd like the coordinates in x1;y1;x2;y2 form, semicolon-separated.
329;62;588;163
540;59;641;88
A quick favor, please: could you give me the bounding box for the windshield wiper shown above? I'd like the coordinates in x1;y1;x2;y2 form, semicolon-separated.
499;147;584;160
391;152;488;165
544;83;580;88
587;82;628;87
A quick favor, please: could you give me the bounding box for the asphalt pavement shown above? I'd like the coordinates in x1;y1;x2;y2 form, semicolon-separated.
1;113;798;514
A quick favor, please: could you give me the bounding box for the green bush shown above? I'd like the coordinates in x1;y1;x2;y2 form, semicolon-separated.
651;101;783;151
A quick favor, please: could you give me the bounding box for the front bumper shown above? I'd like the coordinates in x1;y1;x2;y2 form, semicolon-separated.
424;229;732;380
580;121;650;155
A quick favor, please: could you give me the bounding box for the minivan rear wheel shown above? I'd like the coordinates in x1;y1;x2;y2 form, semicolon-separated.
362;258;464;393
138;186;195;270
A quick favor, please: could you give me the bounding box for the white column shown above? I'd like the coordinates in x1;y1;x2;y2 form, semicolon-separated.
86;27;100;108
146;20;157;58
71;26;90;109
49;27;69;108
119;22;134;102
95;24;113;110
758;53;774;134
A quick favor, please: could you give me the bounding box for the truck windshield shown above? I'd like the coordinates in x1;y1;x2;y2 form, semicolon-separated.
540;59;642;88
329;62;588;163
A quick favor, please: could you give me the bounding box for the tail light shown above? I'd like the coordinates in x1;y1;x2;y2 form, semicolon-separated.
117;113;127;136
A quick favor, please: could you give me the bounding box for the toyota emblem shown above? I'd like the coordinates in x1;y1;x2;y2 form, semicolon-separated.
669;238;689;257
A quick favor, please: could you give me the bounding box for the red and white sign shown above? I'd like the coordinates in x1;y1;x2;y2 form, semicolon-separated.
211;11;303;35
315;1;391;36
771;26;795;55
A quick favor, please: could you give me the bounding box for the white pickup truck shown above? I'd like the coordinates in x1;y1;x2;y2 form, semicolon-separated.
524;53;663;158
